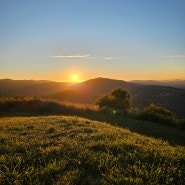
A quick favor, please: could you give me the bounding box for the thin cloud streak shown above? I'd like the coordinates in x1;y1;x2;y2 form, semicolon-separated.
164;55;185;58
104;57;114;60
50;54;90;59
103;57;125;61
50;54;125;61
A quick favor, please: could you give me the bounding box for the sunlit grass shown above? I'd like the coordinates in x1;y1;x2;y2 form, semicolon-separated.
0;97;99;115
0;116;185;184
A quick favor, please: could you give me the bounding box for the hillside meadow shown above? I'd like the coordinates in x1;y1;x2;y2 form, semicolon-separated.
0;115;185;185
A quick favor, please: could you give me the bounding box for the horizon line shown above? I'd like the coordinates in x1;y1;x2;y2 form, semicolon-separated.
1;77;185;83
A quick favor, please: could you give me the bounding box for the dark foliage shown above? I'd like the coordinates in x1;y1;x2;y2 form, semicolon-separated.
138;111;177;127
95;88;132;113
135;104;178;127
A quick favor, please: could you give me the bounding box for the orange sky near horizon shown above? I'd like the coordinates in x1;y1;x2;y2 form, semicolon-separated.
1;1;185;82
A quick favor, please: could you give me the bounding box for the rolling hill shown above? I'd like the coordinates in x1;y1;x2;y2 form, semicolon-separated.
0;115;185;184
0;78;185;118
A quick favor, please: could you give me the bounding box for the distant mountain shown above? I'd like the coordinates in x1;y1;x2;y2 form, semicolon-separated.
0;78;185;118
0;79;72;97
130;80;185;89
45;78;128;103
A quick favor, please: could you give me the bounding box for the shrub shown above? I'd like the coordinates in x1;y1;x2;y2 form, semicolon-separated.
138;104;178;127
144;103;177;120
139;111;176;126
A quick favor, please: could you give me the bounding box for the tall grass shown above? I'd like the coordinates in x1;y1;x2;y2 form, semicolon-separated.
0;97;98;115
0;116;185;184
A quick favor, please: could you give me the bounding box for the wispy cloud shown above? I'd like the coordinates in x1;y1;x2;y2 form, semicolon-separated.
103;57;125;61
103;57;114;60
50;54;125;61
50;54;91;59
164;55;185;58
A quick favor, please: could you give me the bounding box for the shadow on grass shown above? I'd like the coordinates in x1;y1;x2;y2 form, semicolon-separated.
82;113;185;146
1;111;185;146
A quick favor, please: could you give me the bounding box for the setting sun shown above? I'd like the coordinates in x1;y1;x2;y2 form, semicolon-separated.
72;74;78;81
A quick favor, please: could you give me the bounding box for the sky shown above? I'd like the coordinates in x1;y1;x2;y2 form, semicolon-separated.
0;0;185;82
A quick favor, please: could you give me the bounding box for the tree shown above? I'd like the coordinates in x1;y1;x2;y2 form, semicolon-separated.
95;88;132;113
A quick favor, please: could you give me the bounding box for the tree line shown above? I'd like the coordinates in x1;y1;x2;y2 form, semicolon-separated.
95;88;185;129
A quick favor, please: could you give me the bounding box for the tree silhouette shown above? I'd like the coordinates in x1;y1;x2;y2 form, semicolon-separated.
95;88;132;113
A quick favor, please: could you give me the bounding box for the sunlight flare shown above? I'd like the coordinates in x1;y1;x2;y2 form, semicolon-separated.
72;74;78;81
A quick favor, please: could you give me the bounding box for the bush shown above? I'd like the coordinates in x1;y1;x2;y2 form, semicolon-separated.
136;104;178;127
138;111;177;127
144;103;177;120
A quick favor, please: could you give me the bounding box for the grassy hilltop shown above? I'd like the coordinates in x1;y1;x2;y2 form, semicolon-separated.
0;115;185;185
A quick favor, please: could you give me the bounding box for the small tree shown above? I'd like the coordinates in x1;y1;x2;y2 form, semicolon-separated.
95;88;132;114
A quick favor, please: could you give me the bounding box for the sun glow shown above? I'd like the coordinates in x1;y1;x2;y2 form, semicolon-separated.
72;74;78;81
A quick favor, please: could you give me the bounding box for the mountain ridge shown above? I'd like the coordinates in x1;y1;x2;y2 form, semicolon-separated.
0;77;185;118
130;79;185;89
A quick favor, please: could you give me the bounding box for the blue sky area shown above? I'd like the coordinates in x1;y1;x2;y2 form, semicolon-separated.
0;0;185;81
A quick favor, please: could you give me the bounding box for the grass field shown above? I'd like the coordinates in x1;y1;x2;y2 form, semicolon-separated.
0;115;185;184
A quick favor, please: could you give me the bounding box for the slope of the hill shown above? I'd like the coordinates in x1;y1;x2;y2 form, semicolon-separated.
0;115;185;184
